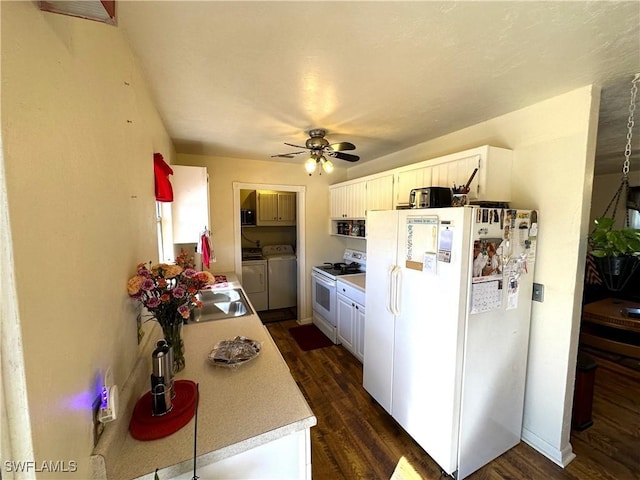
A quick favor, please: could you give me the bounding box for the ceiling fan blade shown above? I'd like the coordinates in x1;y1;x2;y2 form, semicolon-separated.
284;142;308;150
331;151;360;162
329;141;356;152
271;150;306;158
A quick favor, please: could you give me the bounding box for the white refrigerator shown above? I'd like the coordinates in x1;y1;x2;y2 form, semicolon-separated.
363;206;538;479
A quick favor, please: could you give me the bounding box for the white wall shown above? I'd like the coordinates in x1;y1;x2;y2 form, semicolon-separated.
1;3;173;477
349;86;600;466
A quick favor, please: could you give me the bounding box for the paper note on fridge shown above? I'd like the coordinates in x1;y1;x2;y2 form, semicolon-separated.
405;216;438;270
438;227;453;263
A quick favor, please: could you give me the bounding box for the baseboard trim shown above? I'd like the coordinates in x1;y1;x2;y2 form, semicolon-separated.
521;428;576;467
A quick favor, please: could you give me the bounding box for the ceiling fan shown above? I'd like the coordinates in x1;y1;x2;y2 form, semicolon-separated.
272;128;360;175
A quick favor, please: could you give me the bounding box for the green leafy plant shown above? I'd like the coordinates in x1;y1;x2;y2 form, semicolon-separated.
589;216;640;257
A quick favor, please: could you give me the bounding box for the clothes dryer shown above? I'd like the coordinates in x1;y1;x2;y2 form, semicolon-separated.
241;259;268;311
262;245;297;309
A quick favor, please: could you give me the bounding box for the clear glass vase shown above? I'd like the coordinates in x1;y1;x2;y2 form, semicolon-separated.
162;316;185;373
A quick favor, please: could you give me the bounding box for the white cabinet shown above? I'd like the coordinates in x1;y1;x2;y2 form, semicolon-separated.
330;174;394;219
365;174;394;212
394;146;512;207
337;293;357;352
395;166;431;205
330;173;394;237
167;428;311;480
336;280;365;362
171;165;209;244
257;190;296;226
330;181;366;219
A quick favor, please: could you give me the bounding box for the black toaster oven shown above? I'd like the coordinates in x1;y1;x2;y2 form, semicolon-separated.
409;187;453;208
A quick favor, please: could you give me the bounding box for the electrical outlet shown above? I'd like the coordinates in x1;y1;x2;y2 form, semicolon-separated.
532;283;545;302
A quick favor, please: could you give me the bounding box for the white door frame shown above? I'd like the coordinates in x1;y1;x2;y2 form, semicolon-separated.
232;182;306;321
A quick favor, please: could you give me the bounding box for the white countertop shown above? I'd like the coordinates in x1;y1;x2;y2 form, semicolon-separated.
337;273;366;292
92;275;316;479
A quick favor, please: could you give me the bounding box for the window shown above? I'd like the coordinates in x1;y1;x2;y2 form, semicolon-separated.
156;201;174;263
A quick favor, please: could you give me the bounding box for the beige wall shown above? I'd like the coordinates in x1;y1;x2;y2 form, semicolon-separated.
1;3;173;477
348;85;600;466
175;154;348;320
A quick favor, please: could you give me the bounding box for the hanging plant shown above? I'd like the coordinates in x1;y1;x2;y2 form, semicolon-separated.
588;217;640;291
589;217;640;258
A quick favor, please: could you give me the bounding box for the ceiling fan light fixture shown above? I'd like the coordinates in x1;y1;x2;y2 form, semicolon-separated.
304;156;317;175
276;128;358;174
322;158;334;173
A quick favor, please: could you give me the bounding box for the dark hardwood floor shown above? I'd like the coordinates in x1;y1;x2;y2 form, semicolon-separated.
266;320;640;480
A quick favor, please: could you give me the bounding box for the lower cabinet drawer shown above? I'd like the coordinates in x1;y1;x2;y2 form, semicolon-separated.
336;281;365;306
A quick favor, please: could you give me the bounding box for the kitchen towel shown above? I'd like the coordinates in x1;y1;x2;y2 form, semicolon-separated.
153;152;173;202
198;228;214;268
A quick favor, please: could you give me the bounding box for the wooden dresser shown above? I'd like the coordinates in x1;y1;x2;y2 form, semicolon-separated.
580;298;640;359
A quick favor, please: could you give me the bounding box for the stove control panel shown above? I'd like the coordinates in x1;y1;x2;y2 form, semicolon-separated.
344;249;366;266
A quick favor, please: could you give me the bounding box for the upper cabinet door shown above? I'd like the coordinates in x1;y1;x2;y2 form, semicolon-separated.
330;185;347;218
396;167;428;206
257;190;296;226
277;192;297;224
392;146;512;208
257;191;279;224
171;165;209;244
330;181;366;219
366;174;394;212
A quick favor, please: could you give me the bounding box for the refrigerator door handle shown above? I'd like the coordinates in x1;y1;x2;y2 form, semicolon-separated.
386;266;395;314
392;266;401;316
388;266;401;316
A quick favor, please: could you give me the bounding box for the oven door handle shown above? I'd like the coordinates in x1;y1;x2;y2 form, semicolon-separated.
312;271;336;289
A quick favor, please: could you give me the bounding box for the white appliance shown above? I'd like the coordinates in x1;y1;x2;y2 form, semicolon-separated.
364;206;538;480
262;245;297;310
242;259;268;311
312;249;366;343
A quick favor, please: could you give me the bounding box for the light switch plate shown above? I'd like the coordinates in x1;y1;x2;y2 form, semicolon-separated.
532;283;544;302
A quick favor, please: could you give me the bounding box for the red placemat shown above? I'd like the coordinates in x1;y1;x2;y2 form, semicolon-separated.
129;380;197;441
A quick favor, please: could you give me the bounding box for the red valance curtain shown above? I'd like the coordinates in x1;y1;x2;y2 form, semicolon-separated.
153;153;173;202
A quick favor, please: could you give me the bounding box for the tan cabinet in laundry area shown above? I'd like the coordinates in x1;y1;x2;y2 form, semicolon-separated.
257;190;296;226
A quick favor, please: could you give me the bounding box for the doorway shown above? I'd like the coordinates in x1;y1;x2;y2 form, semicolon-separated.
232;182;307;323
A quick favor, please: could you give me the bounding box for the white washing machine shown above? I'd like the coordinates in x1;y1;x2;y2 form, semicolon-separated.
242;258;268;312
262;245;297;310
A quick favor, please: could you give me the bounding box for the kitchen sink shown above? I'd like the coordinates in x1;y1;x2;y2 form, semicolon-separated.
187;288;253;323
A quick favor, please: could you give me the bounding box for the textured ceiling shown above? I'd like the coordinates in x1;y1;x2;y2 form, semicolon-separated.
117;1;640;175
